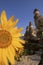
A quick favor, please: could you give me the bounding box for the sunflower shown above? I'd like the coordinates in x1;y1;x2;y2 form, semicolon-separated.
0;11;25;65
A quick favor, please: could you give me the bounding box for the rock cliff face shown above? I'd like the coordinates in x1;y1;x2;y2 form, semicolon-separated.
15;20;43;65
24;21;43;42
24;22;37;41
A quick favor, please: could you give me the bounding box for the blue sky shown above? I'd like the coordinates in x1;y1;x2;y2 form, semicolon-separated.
0;0;43;33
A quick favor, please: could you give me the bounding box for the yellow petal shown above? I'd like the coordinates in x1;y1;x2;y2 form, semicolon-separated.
10;27;23;33
6;18;18;29
14;38;25;44
9;45;15;56
6;47;15;65
12;40;23;48
1;10;7;28
18;28;23;32
12;44;19;51
8;16;14;22
7;16;14;28
14;33;22;37
18;38;25;44
14;19;18;26
2;49;8;65
0;49;2;63
11;39;19;51
10;28;23;37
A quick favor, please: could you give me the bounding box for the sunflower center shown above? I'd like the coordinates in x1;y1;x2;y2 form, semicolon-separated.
0;30;12;48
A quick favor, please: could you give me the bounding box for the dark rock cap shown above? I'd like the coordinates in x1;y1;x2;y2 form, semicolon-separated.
33;8;40;14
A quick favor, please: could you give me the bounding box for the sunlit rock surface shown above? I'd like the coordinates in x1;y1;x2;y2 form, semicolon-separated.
15;54;41;65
